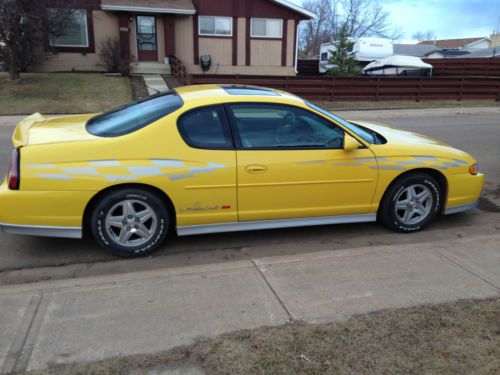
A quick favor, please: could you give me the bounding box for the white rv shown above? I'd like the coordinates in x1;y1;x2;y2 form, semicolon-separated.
319;37;394;74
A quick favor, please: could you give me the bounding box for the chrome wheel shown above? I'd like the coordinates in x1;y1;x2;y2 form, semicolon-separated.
394;184;433;225
105;199;158;247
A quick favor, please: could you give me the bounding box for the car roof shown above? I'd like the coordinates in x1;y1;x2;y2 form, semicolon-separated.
174;84;305;106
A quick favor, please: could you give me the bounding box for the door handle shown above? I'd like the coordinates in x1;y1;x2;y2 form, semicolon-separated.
246;165;268;174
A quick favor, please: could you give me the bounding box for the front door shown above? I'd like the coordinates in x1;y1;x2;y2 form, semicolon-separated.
226;103;378;221
137;16;158;61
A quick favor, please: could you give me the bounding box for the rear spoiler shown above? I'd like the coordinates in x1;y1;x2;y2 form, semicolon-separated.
12;113;47;148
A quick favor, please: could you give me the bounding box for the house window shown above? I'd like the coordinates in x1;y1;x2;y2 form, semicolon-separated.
199;16;232;37
49;9;89;48
251;18;283;38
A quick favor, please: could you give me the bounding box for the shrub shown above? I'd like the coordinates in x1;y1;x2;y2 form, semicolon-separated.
98;38;130;75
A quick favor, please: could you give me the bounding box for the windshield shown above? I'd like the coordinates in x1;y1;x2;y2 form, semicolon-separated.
305;102;375;144
86;92;183;137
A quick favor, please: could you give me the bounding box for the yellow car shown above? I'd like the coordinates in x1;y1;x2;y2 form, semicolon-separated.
0;85;484;257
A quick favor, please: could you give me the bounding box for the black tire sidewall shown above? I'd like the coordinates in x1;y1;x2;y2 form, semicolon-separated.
91;190;169;257
381;174;441;232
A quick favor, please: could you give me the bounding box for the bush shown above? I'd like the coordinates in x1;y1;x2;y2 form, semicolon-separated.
98;38;130;75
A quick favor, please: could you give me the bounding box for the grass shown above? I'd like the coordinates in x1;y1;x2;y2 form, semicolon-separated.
0;73;133;115
312;99;500;111
25;298;500;375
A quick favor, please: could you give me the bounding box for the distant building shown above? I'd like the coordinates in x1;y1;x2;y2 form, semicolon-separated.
393;44;440;58
418;37;491;52
461;47;500;58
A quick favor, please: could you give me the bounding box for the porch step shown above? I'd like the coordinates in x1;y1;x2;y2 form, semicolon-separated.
131;62;171;75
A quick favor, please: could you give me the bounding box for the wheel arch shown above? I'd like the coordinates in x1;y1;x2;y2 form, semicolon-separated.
379;168;448;214
82;183;176;237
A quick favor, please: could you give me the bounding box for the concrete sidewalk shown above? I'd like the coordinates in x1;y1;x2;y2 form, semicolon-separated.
1;234;499;373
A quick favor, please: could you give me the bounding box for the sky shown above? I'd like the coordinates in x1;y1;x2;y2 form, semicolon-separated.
290;0;500;43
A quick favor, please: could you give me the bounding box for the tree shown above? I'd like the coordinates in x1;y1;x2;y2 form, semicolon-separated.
0;0;73;80
299;0;402;57
412;30;436;42
327;24;361;76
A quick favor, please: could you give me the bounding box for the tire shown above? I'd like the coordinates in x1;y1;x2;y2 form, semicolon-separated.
90;189;170;257
378;173;441;233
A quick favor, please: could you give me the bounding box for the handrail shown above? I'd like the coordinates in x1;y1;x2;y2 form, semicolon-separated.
169;55;191;86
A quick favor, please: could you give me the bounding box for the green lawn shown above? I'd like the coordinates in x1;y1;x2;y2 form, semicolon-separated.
0;73;133;115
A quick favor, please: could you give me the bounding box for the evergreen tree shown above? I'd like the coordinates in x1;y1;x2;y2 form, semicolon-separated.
328;24;362;77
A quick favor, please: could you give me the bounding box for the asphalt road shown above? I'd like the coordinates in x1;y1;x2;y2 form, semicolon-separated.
0;108;499;285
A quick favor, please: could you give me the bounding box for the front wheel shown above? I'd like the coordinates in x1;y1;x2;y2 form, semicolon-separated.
379;173;442;232
90;189;170;257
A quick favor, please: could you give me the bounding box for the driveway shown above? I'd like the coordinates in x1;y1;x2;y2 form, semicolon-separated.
0;108;498;285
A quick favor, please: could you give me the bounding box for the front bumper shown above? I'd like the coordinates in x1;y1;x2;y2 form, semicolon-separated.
444;172;484;215
443;200;479;215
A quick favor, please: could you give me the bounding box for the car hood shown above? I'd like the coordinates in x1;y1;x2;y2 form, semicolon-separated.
12;113;100;147
351;120;450;147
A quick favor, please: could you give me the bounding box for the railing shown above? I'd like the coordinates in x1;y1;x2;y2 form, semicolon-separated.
423;58;500;78
169;55;191;86
190;75;500;102
298;58;500;78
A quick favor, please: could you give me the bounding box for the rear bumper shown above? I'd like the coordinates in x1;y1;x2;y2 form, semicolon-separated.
0;222;82;238
0;182;92;238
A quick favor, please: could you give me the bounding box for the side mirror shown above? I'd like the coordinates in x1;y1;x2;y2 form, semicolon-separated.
343;134;360;152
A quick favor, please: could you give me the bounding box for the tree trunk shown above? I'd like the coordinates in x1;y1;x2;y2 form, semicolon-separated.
8;68;20;80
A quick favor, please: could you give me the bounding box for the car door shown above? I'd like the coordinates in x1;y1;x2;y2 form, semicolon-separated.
174;105;237;226
226;103;378;222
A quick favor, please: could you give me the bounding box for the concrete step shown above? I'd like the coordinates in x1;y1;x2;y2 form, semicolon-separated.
131;62;171;75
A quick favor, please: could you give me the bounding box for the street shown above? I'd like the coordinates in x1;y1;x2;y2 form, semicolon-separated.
0;108;499;285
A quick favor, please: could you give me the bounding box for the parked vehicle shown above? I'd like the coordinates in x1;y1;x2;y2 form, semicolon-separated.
319;37;394;73
0;85;483;257
363;55;433;76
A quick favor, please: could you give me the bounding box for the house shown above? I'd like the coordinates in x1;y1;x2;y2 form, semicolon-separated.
393;44;440;59
39;0;315;76
418;37;491;52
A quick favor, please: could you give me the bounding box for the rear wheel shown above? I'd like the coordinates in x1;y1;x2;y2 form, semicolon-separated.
379;173;441;232
90;189;170;257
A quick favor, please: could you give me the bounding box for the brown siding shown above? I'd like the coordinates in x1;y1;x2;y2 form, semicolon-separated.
164;15;176;56
174;16;194;65
38;10;118;72
237;17;246;65
286;19;295;67
198;38;233;66
250;40;282;66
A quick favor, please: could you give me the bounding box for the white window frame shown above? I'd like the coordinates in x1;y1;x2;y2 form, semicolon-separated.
49;9;89;48
198;16;233;37
250;18;283;39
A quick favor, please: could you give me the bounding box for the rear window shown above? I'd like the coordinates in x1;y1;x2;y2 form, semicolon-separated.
222;85;280;96
86;92;183;137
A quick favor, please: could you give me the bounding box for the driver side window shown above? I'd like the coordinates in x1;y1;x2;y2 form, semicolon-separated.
228;104;344;149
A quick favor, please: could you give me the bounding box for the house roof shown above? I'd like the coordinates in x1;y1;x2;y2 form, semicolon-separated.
101;0;315;18
101;0;196;14
418;37;489;49
270;0;316;19
393;44;439;57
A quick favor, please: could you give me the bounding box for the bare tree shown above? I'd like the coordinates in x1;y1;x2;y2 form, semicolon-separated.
300;0;402;57
0;0;73;80
412;30;436;42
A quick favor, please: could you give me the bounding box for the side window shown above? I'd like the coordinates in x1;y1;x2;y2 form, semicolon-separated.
178;106;233;149
228;104;345;149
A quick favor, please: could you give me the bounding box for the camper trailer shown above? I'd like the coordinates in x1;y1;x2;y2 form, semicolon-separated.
319;37;394;73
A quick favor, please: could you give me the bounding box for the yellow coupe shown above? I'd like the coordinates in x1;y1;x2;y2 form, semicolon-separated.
0;85;484;256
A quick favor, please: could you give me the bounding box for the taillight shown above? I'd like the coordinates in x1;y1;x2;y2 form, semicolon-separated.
8;149;20;190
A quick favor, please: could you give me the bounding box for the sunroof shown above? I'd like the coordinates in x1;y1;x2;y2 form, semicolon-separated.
221;85;280;96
